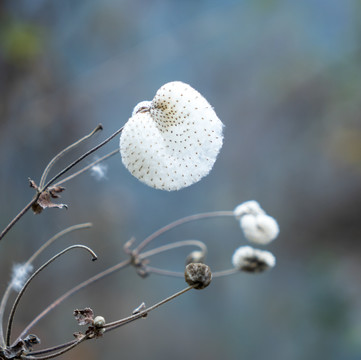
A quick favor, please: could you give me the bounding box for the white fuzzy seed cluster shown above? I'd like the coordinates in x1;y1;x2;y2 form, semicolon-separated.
120;81;224;191
232;246;276;273
233;200;279;245
11;263;33;292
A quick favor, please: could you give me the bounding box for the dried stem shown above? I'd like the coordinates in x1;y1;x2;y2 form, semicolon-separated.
0;126;122;243
39;124;103;189
16;258;131;342
135;211;235;253
0;223;92;347
0;197;39;242
6;245;97;346
41;126;123;191
53;148;119;187
138;239;207;259
104;286;194;332
21;336;88;360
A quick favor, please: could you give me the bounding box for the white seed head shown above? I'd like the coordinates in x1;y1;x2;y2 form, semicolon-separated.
233;200;265;219
232;246;276;273
240;213;280;245
120;81;224;191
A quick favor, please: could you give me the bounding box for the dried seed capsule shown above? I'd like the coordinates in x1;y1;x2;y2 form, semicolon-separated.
185;263;212;289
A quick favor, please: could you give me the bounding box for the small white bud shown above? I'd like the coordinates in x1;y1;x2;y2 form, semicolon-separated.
120;81;224;191
233;200;265;219
240;213;279;245
185;250;206;265
93;316;106;328
11;263;33;292
232;246;276;273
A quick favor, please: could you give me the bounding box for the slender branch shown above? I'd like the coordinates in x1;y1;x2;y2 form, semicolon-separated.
104;286;194;332
212;268;239;278
0;224;92;348
138;239;207;260
0;125;121;243
6;245;97;346
0;196;39;242
135;211;235;253
25;339;78;356
39;124;103;189
41;126;123;191
27;223;93;265
145;267;185;278
21;336;88;360
16;258;131;342
53;148;119;187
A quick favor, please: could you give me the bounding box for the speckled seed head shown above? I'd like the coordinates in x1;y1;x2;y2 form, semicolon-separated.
185;262;212;289
232;246;276;273
120;81;224;191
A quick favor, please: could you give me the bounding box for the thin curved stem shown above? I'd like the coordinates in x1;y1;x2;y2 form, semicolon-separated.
212;268;239;278
53;148;119;187
104;286;193;332
41;126;123;191
16;258;131;342
21;336;88;360
25;339;78;356
6;245;97;346
146;267;185;278
0;126;121;243
0;223;92;347
39;124;103;189
135;211;235;253
138;239;207;260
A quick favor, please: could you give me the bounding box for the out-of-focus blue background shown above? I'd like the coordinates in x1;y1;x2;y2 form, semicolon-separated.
1;1;361;359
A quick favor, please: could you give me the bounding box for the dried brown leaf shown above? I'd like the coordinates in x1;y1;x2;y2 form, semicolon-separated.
74;308;94;326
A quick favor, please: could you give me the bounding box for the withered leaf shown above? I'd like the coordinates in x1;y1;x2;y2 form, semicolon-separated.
74;308;94;326
29;179;68;214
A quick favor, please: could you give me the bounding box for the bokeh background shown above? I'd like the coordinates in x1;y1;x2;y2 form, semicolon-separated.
1;1;361;359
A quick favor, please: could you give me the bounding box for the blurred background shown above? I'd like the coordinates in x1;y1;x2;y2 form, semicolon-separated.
1;0;361;359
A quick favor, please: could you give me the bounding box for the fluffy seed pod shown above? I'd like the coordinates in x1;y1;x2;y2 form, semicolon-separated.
240;213;279;245
120;81;224;191
233;200;265;219
185;250;206;265
232;246;276;273
185;263;212;289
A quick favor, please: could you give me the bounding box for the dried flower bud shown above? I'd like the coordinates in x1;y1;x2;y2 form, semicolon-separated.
185;250;206;265
233;200;265;219
185;263;212;289
240;213;279;245
93;316;105;328
232;246;276;273
120;81;224;191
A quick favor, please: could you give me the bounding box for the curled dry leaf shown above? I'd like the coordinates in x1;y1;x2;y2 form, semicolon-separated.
29;179;68;214
73;308;94;326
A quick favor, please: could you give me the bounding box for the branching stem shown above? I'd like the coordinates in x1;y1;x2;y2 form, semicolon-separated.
6;245;97;346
